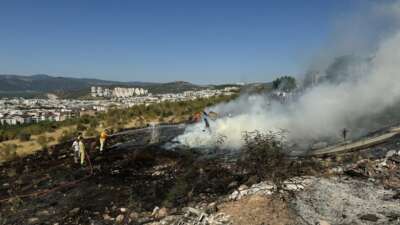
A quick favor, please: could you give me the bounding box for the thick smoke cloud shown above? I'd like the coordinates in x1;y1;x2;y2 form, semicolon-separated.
175;1;400;150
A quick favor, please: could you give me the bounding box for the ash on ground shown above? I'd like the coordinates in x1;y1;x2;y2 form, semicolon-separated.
0;125;399;225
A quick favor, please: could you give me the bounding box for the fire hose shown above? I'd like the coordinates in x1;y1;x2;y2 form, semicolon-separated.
0;150;94;203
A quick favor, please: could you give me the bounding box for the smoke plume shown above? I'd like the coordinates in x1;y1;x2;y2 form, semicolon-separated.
175;1;400;151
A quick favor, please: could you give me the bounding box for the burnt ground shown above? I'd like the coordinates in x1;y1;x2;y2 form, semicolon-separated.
0;125;247;225
1;124;399;225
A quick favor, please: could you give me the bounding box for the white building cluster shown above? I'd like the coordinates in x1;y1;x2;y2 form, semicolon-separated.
0;98;110;126
120;87;239;107
91;86;149;98
0;86;240;126
0;110;74;125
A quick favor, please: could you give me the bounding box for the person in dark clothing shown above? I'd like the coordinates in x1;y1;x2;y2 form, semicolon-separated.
342;128;348;142
202;111;211;132
204;117;210;129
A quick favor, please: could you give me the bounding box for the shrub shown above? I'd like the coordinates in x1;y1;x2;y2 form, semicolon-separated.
17;131;31;142
47;136;55;142
89;119;98;129
36;135;48;148
114;123;124;132
272;76;297;92
85;127;98;137
238;130;290;189
76;123;87;131
58;129;79;143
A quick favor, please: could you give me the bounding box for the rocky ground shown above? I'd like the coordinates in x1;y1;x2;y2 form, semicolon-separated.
0;125;400;225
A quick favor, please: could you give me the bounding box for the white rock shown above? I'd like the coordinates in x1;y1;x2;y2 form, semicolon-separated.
152;206;160;216
330;167;344;174
379;160;388;167
229;190;239;200
238;184;248;191
318;220;331;225
102;214;112;220
386;150;397;158
28;218;39;224
129;212;139;220
115;214;124;223
186;207;202;216
285;183;303;191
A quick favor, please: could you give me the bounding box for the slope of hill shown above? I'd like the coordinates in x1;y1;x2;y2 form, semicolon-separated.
0;74;204;98
147;81;202;94
0;74;122;94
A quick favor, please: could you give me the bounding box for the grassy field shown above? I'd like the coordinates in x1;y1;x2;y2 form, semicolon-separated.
0;115;188;162
0;94;237;162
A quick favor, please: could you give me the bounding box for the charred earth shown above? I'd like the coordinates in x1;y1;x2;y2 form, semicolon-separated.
0;124;400;225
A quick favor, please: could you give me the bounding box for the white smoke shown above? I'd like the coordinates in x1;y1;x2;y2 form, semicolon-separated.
175;1;400;150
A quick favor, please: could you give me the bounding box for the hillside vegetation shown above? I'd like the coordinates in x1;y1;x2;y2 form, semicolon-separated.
0;94;237;162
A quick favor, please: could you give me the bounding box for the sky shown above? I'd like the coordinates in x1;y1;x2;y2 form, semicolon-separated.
0;0;363;84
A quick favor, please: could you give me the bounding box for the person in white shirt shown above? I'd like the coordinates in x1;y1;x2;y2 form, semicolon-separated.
71;138;80;164
78;137;86;165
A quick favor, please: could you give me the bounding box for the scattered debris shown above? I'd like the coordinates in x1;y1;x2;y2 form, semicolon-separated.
27;218;39;224
152;207;233;225
229;177;314;201
229;182;274;200
293;177;400;225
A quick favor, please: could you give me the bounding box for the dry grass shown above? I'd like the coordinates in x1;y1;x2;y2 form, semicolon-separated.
124;119;139;128
0;119;140;162
0;116;188;162
0;126;74;160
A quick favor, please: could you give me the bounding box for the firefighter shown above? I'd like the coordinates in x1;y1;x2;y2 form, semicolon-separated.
193;112;202;123
71;138;80;164
342;128;348;142
202;111;211;132
204;117;210;129
78;136;86;165
99;129;109;152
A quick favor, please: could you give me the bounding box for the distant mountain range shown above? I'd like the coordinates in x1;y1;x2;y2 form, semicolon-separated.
0;74;205;98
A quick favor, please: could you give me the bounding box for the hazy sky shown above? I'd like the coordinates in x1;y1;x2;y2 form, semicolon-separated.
0;0;361;84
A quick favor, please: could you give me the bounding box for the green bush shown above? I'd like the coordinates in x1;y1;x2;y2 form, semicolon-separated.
272;76;297;92
58;129;79;143
36;135;48;148
17;131;31;142
89;119;98;129
76;123;87;131
85;127;98;137
239;130;289;189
